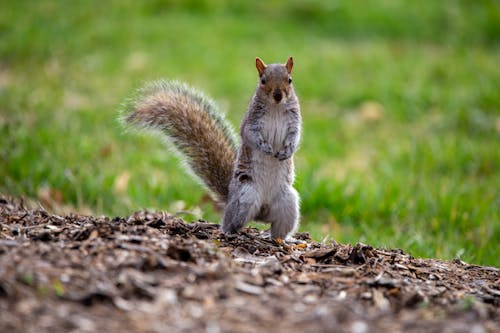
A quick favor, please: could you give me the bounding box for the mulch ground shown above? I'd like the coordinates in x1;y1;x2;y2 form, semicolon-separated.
0;196;498;333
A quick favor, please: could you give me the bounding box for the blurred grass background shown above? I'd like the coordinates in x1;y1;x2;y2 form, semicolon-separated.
1;0;499;266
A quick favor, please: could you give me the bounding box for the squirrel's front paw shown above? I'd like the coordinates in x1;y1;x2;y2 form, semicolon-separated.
275;146;293;161
258;140;273;155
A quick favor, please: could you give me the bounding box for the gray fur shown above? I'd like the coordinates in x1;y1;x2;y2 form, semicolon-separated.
221;59;301;239
122;60;301;240
122;80;238;203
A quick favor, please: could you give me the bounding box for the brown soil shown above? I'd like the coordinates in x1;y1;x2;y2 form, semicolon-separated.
0;196;498;333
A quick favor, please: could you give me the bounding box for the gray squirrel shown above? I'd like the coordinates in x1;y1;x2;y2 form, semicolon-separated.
123;57;301;239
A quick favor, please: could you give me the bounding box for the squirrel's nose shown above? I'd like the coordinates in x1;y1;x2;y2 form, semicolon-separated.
273;89;283;103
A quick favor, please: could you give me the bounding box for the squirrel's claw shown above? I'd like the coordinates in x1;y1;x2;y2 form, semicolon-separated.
258;140;273;155
275;147;292;161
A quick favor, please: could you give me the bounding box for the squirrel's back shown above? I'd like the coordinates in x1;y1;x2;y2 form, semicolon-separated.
122;80;238;203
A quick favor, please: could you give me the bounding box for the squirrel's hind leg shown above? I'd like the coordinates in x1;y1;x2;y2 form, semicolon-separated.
268;186;300;239
221;184;262;234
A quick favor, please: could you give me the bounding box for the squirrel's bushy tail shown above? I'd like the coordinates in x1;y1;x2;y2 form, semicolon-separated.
122;80;238;203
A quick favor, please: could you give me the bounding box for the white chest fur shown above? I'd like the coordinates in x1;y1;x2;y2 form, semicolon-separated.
261;104;289;151
250;104;293;200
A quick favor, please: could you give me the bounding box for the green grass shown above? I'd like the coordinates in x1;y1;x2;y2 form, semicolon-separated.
1;0;499;266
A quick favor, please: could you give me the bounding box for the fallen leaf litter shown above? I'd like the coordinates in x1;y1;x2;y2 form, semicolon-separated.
0;197;498;332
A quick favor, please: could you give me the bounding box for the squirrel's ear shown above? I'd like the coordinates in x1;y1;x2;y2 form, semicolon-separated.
285;56;293;74
256;57;267;77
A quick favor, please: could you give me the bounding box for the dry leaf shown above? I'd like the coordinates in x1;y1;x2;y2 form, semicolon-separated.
359;101;384;122
114;171;130;194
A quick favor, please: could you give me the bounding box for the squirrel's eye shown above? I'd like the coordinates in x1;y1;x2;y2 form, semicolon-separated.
288;77;292;84
260;78;266;85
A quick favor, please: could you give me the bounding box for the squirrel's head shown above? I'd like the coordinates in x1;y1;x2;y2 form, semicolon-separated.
255;57;294;104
